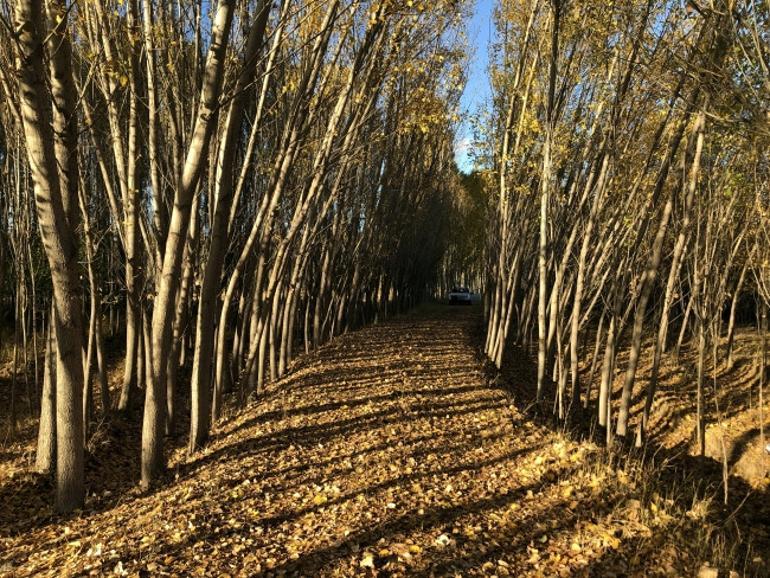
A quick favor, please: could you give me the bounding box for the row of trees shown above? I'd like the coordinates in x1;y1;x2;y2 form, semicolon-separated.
483;0;769;449
0;0;467;511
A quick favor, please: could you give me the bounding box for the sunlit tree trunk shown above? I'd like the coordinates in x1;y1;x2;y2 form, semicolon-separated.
14;0;85;511
142;0;236;487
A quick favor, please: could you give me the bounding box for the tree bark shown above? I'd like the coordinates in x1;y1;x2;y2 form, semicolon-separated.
14;0;85;511
142;0;236;488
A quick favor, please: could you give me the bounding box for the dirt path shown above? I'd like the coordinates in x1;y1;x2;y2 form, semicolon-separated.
1;306;764;576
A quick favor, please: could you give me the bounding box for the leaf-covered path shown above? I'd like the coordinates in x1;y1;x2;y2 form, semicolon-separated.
1;306;760;576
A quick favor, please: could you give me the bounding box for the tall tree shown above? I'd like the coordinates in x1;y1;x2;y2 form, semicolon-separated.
13;0;85;511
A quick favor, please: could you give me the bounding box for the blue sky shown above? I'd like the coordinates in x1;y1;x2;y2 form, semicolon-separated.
455;0;494;173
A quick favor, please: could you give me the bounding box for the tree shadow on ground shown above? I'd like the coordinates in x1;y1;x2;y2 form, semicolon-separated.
0;383;193;538
179;396;507;481
14;305;765;575
493;337;770;576
0;306;482;540
150;466;574;576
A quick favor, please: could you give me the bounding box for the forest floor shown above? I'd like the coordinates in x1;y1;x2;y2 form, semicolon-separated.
1;305;769;576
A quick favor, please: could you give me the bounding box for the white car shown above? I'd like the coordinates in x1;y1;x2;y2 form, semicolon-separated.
448;286;472;305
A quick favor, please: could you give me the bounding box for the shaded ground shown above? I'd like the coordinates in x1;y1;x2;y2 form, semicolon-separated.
1;305;768;576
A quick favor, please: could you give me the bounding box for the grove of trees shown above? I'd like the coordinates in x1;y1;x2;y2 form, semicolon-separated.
3;0;770;523
0;0;467;512
483;0;769;456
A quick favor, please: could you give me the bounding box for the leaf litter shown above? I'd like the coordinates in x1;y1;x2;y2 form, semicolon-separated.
0;306;768;576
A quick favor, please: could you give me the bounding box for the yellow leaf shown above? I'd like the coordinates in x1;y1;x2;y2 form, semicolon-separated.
312;494;328;506
360;552;375;569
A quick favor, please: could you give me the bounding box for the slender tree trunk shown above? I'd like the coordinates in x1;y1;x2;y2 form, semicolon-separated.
188;0;271;453
616;111;696;437
14;0;86;511
537;0;560;401
142;0;236;487
583;309;606;409
726;256;749;369
35;315;56;474
598;312;616;428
